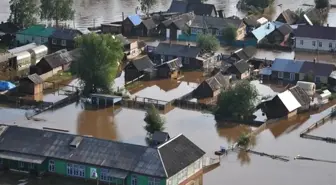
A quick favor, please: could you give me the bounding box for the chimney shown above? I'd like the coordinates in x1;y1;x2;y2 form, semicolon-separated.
217;10;224;18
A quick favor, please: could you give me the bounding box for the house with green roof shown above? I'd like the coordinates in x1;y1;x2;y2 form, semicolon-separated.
16;25;55;45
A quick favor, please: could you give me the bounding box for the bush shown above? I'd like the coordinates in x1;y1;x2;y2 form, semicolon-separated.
196;33;220;52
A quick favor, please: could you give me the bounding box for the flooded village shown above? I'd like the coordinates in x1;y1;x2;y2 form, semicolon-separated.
0;0;336;185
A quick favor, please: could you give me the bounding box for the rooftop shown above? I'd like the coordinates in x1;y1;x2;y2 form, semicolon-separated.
16;25;55;37
294;25;336;40
271;58;304;73
277;90;301;112
252;22;276;42
155;43;201;58
190;15;243;30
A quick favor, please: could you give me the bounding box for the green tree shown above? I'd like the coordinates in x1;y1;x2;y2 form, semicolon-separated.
8;0;38;28
315;0;329;9
237;133;250;147
71;33;124;95
144;104;165;135
214;80;259;120
138;0;157;14
40;0;75;26
196;33;220;52
222;24;237;44
303;71;315;82
244;0;272;9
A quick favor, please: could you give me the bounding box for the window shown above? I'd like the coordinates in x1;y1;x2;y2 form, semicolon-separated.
319;41;322;47
300;40;303;45
52;39;57;45
100;168;114;182
315;76;321;83
49;160;55;172
67;163;85;178
131;175;138;185
61;40;67;46
290;73;295;81
184;57;190;65
329;42;333;48
29;163;35;169
18;161;24;168
278;71;284;79
312;41;316;46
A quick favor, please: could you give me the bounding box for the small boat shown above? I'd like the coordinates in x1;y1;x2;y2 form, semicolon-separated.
214;146;227;156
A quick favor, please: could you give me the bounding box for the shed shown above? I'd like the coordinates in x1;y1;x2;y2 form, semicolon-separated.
35;49;75;75
29;45;48;65
19;73;43;95
193;72;230;99
123;15;142;36
124;55;155;82
152;131;170;146
296;81;316;96
317;90;331;104
156;58;183;79
275;9;298;25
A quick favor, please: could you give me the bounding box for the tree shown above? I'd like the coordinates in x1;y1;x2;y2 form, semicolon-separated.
222;24;237;44
138;0;157;14
213;80;259;120
315;0;329;9
196;33;220;52
8;0;38;28
71;33;124;95
40;0;75;27
144;104;165;135
243;0;272;9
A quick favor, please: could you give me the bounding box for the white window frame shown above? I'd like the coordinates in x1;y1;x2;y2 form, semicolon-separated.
319;41;322;47
278;71;284;79
300;40;303;45
52;39;57;45
61;40;67;46
67;163;85;178
49;160;55;172
290;73;295;81
18;161;24;168
131;175;138;185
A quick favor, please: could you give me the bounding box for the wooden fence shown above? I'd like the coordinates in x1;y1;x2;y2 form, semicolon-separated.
121;97;174;113
173;99;215;112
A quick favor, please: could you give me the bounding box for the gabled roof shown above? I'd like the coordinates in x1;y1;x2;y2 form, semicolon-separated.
288;86;310;107
204;72;230;91
41;49;75;69
16;25;55;37
141;18;157;30
155;43;201;58
22;73;43;84
299;61;335;77
0;126;204;178
276;9;298;25
158;134;205;177
126;15;142;26
294;25;336;40
168;1;188;13
276;23;293;36
271;58;304;73
252;22;275;42
130;55;155;71
0;22;19;34
158;58;183;71
232;60;250;74
277;90;301;112
51;28;82;40
231;46;256;60
162;12;194;27
191;15;243;30
187;3;216;16
243;15;260;27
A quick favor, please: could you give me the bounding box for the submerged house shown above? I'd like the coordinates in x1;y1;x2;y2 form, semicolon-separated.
0;125;206;185
193;72;230;98
49;28;83;51
224;61;251;80
124;55;155;82
156;58;183;79
137;18;158;37
251;22;276;43
267;23;293;45
15;25;55;45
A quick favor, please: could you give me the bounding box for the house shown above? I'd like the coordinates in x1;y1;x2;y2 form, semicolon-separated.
193;72;230;99
137;18;158;37
224;60;251;79
271;58;304;82
251;22;276;43
16;25;55;45
122;15;142;36
156;58;183;79
270;58;335;84
267;23;293;45
294;25;336;52
299;60;336;84
19;73;43;95
159;12;194;40
101;23;123;34
124;55;155;82
243;15;260;32
229;46;257;61
168;0;217;17
260;67;272;81
0;125;205;185
49;28;82;51
275;9;298;25
328;71;336;87
189;16;246;41
154;43;212;70
288;85;311;110
151;131;170;146
33;49;76;75
261;90;302;119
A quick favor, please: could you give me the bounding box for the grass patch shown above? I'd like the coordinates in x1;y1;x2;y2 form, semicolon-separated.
46;71;73;83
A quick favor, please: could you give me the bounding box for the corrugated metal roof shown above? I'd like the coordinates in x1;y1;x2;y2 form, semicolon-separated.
0;151;46;164
252;22;275;42
15;51;31;60
16;25;55;37
30;45;48;55
8;43;37;54
271;58;304;73
127;15;142;26
277;90;301;112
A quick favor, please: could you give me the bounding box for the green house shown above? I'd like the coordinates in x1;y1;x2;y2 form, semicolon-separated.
0;125;205;185
16;25;56;45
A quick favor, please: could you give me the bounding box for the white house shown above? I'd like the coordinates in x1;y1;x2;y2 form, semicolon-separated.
294;25;336;52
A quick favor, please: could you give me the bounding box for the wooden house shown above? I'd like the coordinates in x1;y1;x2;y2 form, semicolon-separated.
101;22;122;34
0;125;205;185
122;15;142;36
137;18;157;37
156;58;183;79
193;72;230;99
267;23;293;44
19;73;43;95
224;60;251;80
275;9;298;25
48;28;82;52
124;55;155;82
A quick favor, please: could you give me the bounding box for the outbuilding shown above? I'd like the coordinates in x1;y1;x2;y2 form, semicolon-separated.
193;72;230;99
296;81;316;96
19;73;43;95
124;55;155;82
156;58;183;79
